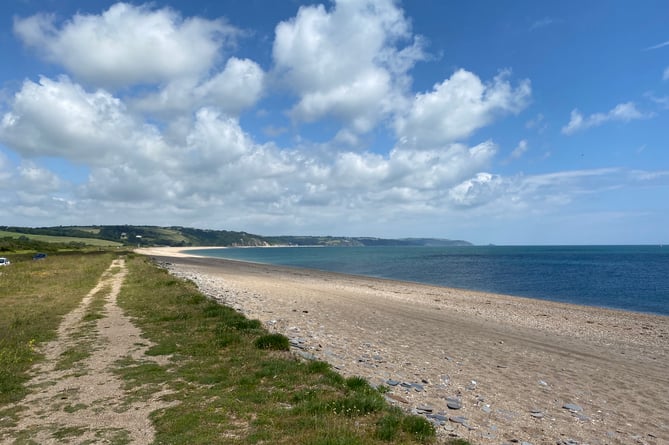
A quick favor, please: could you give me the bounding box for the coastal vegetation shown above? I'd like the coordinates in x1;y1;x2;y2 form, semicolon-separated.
0;251;471;444
0;231;120;253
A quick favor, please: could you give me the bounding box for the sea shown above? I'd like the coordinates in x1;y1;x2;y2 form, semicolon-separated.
184;245;669;316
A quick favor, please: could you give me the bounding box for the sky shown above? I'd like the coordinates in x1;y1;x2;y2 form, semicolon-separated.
0;0;667;245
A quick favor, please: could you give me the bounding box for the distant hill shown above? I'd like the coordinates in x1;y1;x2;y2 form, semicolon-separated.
0;226;471;248
267;235;472;247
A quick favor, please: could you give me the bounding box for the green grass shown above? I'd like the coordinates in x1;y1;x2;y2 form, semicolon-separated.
254;333;291;350
0;229;122;247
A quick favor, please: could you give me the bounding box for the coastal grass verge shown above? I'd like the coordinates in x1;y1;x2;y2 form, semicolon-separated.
118;254;458;444
0;252;115;416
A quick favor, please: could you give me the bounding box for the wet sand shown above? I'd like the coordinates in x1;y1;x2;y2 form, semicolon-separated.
137;247;669;444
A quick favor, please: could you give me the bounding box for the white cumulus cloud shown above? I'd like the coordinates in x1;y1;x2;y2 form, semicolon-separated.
133;57;265;117
13;2;237;88
395;69;531;149
273;0;425;134
448;172;505;208
0;76;170;166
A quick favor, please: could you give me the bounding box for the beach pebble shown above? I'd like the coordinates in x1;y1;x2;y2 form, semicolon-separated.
415;404;433;413
481;405;492;414
449;415;468;425
296;351;317;361
446;397;462;410
427;413;448;423
385;379;400;386
562;403;583;413
385;394;409;404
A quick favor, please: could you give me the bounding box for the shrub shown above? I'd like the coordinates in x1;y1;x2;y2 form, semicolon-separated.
253;333;290;351
330;392;385;417
345;376;370;392
375;409;402;440
401;415;435;442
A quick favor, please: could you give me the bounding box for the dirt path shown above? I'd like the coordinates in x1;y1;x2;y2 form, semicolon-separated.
2;258;174;445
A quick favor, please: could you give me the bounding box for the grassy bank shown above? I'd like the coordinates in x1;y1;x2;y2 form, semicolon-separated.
120;254;448;444
1;252;470;444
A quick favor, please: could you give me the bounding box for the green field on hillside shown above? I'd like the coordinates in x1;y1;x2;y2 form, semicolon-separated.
0;230;122;247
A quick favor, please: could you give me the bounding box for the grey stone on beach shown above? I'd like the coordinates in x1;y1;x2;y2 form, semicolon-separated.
385;394;409;404
289;339;305;349
415;404;433;414
296;351;317;361
449;415;468;425
385;379;400;386
446;397;462;410
427;413;448;423
529;411;544;419
449;415;476;430
562;403;583;413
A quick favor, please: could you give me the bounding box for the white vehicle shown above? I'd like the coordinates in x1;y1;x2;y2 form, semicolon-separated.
0;257;10;266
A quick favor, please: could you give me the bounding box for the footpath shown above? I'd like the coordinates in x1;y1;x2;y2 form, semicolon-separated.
2;258;173;444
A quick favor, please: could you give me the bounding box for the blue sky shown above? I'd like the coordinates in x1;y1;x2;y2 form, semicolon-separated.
0;0;667;245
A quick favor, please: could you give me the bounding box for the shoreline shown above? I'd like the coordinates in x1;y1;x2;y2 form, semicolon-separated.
137;247;669;444
137;246;669;318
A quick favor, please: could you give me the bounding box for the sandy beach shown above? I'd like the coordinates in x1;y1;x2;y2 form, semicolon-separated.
137;247;669;444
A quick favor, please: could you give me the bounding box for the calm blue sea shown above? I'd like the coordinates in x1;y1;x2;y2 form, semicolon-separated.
185;245;669;316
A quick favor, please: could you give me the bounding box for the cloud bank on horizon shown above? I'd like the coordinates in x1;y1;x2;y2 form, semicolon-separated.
0;0;667;244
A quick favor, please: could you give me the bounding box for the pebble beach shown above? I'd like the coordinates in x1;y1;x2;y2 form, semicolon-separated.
138;247;669;445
